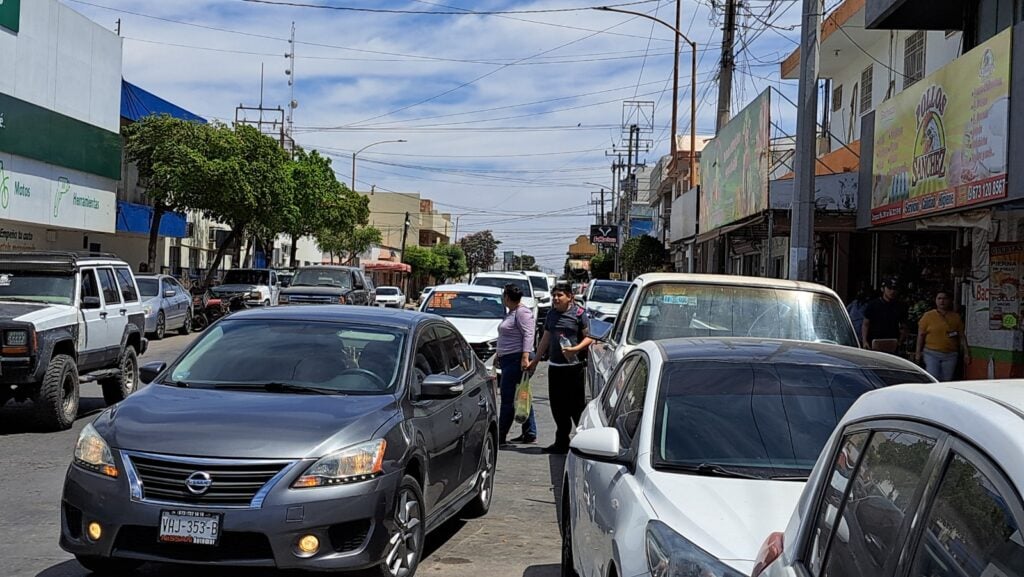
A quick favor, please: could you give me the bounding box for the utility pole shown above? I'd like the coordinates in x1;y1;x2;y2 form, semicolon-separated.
115;19;121;36
790;0;822;281
400;211;411;260
716;0;739;133
284;22;297;153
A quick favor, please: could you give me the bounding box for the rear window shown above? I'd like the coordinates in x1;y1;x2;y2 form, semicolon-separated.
377;287;399;295
474;276;531;296
629;283;857;347
528;275;547;292
137;278;159;298
652;361;933;479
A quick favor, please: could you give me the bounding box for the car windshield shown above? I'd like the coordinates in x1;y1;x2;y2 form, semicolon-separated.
377;287;399;296
652;361;933;479
166;320;406;394
0;270;75;305
590;283;629;303
475;276;531;296
628;283;857;347
291;269;353;288
222;270;269;285
528;275;547;292
137;278;159;298
423;290;505;319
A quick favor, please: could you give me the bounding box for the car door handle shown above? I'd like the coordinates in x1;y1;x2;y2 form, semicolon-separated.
99;312;108;319
450;411;462;423
119;309;127;316
477;398;488;408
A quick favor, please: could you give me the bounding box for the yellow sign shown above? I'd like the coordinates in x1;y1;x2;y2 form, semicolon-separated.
871;28;1011;224
609;273;621;280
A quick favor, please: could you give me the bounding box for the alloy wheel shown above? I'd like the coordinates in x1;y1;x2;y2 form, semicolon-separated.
384;487;423;577
60;368;76;419
155;312;165;339
479;435;495;507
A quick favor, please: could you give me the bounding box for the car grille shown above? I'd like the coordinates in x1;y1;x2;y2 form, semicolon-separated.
471;342;495;360
126;454;292;507
287;294;338;304
113;525;274;563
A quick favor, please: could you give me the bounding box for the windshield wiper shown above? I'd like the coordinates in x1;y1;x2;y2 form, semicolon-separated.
158;379;192;388
655;462;763;480
263;382;336;395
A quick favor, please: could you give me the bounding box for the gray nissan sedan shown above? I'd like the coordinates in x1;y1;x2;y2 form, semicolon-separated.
60;306;498;575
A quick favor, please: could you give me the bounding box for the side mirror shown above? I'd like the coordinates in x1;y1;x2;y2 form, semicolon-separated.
163;290;176;298
82;296;102;309
139;361;167;384
418;374;464;399
589;318;613;341
570;427;624;462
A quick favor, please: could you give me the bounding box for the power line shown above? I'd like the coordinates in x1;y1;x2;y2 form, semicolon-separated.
238;0;661;16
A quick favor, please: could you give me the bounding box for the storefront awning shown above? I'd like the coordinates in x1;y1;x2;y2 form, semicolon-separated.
115;201;187;238
363;260;411;273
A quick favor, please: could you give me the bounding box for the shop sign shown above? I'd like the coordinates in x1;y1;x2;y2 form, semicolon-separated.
699;90;770;232
989;242;1024;330
0;153;115;233
871;28;1011;225
590;225;619;246
0;0;20;34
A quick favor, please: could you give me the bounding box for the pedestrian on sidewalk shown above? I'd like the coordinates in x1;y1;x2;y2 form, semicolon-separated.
916;289;971;381
531;282;593;454
497;283;537;448
846;281;873;347
861;277;907;354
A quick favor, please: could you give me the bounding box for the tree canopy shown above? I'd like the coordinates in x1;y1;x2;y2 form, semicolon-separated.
458;231;500;278
620;235;668;277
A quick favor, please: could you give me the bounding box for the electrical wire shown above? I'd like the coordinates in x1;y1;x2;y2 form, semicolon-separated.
238;0;661;16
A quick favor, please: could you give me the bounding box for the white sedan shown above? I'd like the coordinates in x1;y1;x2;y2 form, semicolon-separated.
374;286;406;308
757;379;1024;577
561;337;933;577
418;284;505;361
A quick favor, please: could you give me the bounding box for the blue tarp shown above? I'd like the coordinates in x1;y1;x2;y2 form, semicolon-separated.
630;219;654;238
116;201;188;238
120;80;207;124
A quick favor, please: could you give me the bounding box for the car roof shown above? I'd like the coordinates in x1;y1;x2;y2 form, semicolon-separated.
647;337;928;373
633;272;841;296
430;283;503;295
224;304;432;329
298;265;357;270
840;380;1024;496
474;272;528;278
591;280;631;287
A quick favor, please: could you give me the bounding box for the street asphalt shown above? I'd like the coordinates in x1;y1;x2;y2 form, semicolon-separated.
0;330;566;577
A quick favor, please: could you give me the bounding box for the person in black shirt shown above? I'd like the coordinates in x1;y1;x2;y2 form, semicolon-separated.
861;277;908;353
531;282;593;454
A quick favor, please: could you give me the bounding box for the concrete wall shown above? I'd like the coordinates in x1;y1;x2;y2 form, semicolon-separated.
365;192;422;252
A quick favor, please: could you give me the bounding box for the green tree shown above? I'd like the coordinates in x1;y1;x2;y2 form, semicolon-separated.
431;244;468;283
590;252;614;279
511;253;540;271
620;235;668;277
459;230;500;279
284;149;367;265
122;114;210;272
402;245;443;283
316;226;382;264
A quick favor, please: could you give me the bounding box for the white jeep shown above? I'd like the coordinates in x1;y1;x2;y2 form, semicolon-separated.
0;252;147;430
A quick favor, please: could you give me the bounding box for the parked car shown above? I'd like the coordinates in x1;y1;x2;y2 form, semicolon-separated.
211;268;281;307
519;270;552;325
60;306;497;575
419;284;505;360
0;252;146;430
472;272;538;325
417;286;435;307
278;265;373;306
375;286;407;308
587;273;858;398
276;268;296;288
136;274;193;339
757;379;1024;577
561;338;934;577
577;279;630;323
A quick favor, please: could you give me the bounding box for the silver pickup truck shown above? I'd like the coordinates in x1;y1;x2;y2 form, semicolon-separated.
586;273;858;398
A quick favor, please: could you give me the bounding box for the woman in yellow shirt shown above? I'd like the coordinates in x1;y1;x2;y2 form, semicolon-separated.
915;290;971;381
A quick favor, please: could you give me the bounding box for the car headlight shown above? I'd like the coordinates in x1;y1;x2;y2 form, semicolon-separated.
646;520;745;577
4;329;28;346
143;305;153;316
73;423;119;478
292;439;387;488
279;295;290;304
249;290;262;300
539;296;551;304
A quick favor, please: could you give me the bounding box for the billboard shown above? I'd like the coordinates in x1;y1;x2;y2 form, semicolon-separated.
871;28;1011;225
590;225;619;246
699;90;770;232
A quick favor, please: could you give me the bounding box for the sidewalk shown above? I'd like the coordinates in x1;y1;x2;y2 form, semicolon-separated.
417;363;564;577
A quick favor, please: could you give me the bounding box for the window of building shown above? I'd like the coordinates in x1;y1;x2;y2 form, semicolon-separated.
860;66;873;114
904;31;926;89
832;84;843;112
169;246;181;276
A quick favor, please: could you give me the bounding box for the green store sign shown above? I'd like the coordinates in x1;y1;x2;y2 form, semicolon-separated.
0;0;20;34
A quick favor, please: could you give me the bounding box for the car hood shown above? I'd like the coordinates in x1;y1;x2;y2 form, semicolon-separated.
94;384;399;460
443;317;501;343
282;285;351;295
0;301;71;323
643;468;804;567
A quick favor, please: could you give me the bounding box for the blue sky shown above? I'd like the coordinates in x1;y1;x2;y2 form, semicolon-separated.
64;0;803;272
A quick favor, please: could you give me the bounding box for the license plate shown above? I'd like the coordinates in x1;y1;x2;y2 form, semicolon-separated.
158;510;221;545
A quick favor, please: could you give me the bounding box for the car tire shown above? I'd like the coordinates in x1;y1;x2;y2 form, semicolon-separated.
152;311;165;340
376;475;425;577
34;354;79;431
560;481;580;577
263;299;271;307
75;555;142;575
178;310;192;335
101;347;139;406
461;432;496;518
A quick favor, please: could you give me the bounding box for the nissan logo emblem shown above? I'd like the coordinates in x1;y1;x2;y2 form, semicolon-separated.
185;471;213;495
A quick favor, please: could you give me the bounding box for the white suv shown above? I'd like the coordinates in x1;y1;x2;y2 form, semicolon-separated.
519;270;552;325
471;272;539;324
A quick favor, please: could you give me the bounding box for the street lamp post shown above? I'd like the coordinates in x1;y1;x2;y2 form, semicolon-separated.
351;139;407;190
595;5;698;191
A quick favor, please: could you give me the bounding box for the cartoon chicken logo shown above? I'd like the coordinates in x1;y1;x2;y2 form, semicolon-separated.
912;86;948;187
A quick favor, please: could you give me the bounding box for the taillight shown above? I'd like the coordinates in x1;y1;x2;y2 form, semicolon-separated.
751;532;784;577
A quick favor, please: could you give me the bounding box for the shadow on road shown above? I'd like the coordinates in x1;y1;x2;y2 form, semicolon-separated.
523;563;560;576
547;453;567;524
0;397;106;435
